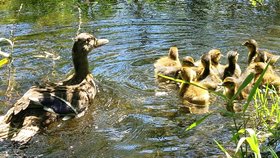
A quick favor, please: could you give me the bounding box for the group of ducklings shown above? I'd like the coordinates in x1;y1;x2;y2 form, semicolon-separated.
154;39;280;112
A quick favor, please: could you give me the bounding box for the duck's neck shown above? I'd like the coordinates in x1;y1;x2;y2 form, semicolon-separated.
248;46;258;64
228;60;236;72
198;64;210;81
72;50;90;84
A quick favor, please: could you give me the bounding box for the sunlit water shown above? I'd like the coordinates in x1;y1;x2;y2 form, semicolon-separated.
0;0;280;157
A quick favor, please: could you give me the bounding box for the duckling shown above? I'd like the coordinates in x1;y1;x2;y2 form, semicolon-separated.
222;77;247;100
180;67;210;105
221;77;249;112
223;50;241;80
243;39;280;65
208;49;225;78
197;54;222;90
254;62;280;91
181;56;196;67
0;33;109;144
154;46;182;80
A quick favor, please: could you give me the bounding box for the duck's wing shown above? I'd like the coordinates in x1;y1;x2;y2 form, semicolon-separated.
4;86;77;123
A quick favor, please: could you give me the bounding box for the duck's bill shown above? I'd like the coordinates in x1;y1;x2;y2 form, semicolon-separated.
95;38;109;47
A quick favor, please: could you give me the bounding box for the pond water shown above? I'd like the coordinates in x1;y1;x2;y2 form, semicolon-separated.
0;0;280;157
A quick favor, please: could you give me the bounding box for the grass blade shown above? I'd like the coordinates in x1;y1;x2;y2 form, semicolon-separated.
185;113;211;131
214;139;232;158
230;73;254;102
243;63;269;113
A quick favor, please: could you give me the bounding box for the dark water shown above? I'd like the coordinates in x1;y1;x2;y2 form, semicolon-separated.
0;0;280;157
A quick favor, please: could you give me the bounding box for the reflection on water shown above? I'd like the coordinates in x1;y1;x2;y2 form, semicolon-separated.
0;0;280;157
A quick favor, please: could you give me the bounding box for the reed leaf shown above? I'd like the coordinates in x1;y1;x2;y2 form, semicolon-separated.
214;139;232;158
157;73;226;100
230;73;254;102
185;113;211;131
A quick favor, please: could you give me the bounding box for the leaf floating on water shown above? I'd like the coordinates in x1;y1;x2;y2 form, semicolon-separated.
0;58;9;68
33;51;61;60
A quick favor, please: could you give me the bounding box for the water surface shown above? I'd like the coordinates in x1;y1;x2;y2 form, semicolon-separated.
0;0;280;157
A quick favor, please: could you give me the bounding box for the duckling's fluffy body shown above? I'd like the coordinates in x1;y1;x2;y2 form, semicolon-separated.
154;47;182;79
208;49;225;79
180;67;210;105
254;62;280;91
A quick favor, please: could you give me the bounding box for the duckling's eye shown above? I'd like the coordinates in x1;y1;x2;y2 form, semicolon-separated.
86;38;91;43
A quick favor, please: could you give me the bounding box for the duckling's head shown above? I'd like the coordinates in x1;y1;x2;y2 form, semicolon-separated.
181;68;196;82
168;46;179;60
208;49;222;65
242;39;258;52
254;62;267;74
201;53;211;68
182;56;196;67
222;77;236;89
227;50;239;63
73;33;109;55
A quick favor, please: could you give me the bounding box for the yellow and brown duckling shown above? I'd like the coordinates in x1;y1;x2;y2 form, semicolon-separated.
154;46;182;80
181;56;196;67
0;33;109;144
243;39;280;65
222;77;248;100
222;50;241;80
197;53;222;90
254;62;280;91
179;67;210;105
208;49;225;78
221;77;249;112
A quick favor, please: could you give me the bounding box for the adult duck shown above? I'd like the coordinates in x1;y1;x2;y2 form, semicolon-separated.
222;50;241;80
154;46;182;80
0;33;109;144
243;39;280;65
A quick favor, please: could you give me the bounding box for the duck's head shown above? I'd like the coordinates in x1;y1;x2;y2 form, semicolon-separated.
242;39;258;52
182;56;196;67
181;68;196;82
200;53;211;68
73;33;109;55
227;50;239;63
168;46;179;60
208;49;222;65
221;77;236;89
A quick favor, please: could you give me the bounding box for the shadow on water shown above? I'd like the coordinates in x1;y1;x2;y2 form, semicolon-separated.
1;0;280;157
